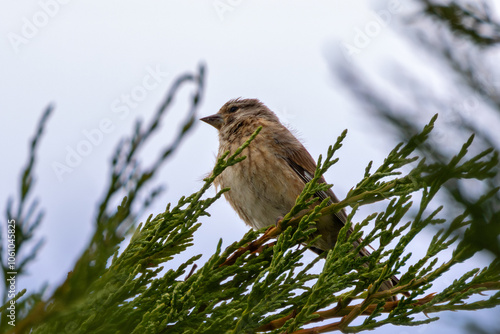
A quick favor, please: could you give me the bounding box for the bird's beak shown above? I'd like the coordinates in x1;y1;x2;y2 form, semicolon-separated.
200;114;224;130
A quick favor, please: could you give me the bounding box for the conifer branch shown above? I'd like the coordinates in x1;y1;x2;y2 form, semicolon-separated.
5;99;499;333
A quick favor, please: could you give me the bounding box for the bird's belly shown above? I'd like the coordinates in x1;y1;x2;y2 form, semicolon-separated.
218;152;303;230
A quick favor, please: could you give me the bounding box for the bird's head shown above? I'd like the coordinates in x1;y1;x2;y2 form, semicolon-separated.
201;98;279;131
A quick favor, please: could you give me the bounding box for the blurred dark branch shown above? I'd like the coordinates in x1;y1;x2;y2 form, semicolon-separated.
1;105;52;331
12;64;206;332
422;0;500;46
97;63;205;226
331;0;500;262
411;19;500;116
76;63;205;297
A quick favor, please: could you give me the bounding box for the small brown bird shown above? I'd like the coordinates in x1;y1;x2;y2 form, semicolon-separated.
201;98;398;298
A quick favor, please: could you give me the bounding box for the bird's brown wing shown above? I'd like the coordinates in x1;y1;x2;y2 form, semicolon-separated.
285;149;348;224
285;149;403;295
284;149;374;255
284;151;401;291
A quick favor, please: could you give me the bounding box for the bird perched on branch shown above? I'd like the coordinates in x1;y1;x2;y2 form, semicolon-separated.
201;98;399;300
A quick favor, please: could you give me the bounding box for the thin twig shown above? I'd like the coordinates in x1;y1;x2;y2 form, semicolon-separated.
257;280;500;333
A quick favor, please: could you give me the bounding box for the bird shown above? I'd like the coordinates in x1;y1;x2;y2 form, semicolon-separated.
201;98;399;299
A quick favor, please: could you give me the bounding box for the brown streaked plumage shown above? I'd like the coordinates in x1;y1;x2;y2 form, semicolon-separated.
201;98;399;299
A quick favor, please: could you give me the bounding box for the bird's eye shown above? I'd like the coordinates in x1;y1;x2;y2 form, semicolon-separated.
229;106;239;113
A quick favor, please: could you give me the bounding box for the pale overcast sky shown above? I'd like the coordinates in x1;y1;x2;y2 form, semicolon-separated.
1;1;498;333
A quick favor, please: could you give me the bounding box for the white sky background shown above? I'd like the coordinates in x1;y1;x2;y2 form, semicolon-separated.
1;0;499;333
